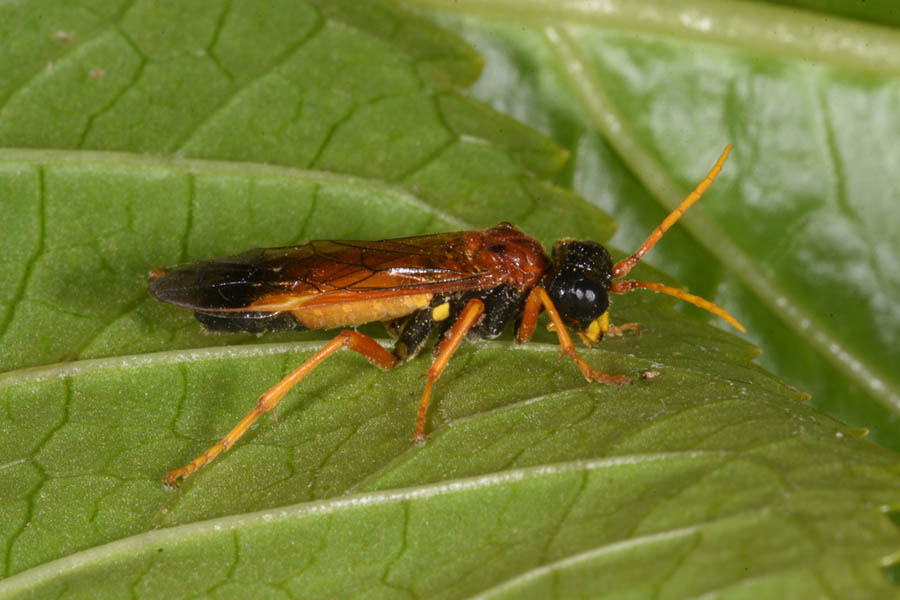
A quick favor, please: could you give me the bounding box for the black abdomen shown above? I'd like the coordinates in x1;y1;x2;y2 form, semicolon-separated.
149;249;306;334
194;310;303;334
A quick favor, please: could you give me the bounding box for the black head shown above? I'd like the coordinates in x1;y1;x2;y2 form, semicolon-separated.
543;240;613;336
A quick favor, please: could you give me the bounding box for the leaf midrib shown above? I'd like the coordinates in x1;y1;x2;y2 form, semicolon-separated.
0;148;464;231
401;0;900;76
0;450;734;594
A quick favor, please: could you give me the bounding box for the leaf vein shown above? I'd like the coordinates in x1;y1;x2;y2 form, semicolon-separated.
171;11;326;154
0;166;46;343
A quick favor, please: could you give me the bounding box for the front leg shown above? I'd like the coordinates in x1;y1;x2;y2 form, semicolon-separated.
606;322;640;337
516;287;630;386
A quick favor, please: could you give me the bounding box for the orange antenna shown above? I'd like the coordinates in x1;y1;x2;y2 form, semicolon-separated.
610;279;745;333
612;144;732;279
609;145;745;333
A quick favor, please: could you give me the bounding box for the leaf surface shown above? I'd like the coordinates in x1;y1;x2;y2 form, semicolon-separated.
0;1;898;598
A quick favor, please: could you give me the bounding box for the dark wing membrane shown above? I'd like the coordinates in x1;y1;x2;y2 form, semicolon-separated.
149;231;491;312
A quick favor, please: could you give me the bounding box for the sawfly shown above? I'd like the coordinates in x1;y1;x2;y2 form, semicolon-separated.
151;145;742;485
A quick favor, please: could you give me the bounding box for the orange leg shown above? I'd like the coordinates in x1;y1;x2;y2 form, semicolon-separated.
166;330;398;486
607;322;641;337
514;286;542;345
413;298;485;443
613;144;732;279
517;287;630;386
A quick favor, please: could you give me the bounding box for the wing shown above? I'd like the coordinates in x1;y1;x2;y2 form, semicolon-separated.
149;231;493;313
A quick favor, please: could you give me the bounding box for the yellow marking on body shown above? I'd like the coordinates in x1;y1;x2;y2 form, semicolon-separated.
247;294;312;311
432;302;451;321
581;312;608;345
293;293;432;330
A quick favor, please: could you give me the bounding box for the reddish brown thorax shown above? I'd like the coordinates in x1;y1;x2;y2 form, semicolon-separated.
464;223;549;293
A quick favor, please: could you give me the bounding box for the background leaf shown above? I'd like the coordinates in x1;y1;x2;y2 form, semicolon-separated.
1;0;899;598
410;0;900;451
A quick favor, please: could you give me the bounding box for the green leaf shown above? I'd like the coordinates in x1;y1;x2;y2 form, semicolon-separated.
0;1;899;598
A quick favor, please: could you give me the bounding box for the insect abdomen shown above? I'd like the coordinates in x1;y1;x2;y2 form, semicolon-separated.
194;311;304;334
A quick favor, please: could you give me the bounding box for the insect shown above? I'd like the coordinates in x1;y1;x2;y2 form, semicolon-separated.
151;145;743;485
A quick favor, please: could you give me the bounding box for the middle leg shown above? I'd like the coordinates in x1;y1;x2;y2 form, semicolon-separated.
413;298;485;442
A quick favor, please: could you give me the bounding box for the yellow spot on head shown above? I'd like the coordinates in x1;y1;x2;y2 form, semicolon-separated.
432;302;451;321
583;312;609;344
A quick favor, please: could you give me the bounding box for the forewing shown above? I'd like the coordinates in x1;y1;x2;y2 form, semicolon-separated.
149;232;489;312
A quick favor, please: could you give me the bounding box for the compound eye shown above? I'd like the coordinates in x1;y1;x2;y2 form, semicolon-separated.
548;275;609;330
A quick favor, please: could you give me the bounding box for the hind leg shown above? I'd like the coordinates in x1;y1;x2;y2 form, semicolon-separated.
166;330;398;485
